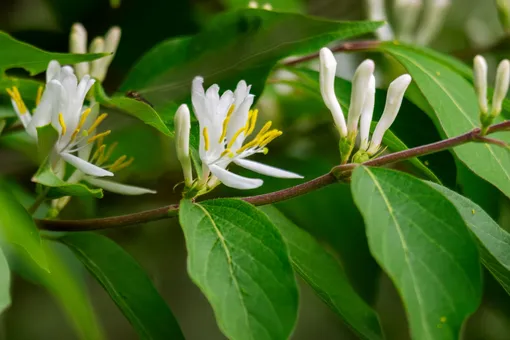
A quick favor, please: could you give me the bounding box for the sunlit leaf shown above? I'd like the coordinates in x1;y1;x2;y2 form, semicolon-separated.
179;198;298;340
351;166;482;340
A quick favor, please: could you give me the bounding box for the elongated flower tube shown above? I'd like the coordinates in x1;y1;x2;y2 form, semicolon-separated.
319;48;347;137
492;59;510;117
394;0;423;42
347;59;375;136
187;77;302;191
70;23;89;80
359;75;376;151
473;55;489;115
415;0;451;46
365;0;394;41
175;104;193;187
367;74;412;155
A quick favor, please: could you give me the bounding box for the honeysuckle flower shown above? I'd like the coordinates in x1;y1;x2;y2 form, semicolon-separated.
347;59;376;136
176;77;302;192
359;75;376;151
366;74;412;155
175;104;193;187
366;0;394;41
70;23;121;82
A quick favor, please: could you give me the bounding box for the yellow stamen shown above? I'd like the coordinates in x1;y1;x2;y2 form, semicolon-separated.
245;109;258;138
260;130;283;146
109;155;127;172
90;144;106;163
111;157;134;172
58;113;67;136
226;126;246;149
88;130;111;144
101;142;118;164
218;104;236;143
203;127;210;151
87;113;108;134
254;121;272;140
6;87;28;114
35;86;43;106
220;148;234;158
71;108;92;141
236;138;260;154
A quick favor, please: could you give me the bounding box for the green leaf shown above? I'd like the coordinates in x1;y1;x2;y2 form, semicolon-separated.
120;9;382;111
351;166;482;340
36;124;59;160
0;247;10;315
260;206;383;340
94;83;172;136
10;240;106;340
222;0;304;12
33;164;104;199
380;42;510;199
0;182;48;271
179;198;298;340
428;182;510;295
59;232;184;340
287;67;440;183
0;31;106;75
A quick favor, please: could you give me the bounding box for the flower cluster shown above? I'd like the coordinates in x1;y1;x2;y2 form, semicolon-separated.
6;24;154;216
366;0;451;45
473;55;510;132
319;47;412;163
174;77;302;195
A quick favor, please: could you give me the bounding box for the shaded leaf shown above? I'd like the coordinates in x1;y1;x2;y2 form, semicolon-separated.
36;124;58;160
380;42;510;199
0;247;10;315
0;31;106;75
351;166;482;340
429;182;510;295
0;182;48;271
179;198;298;340
60;232;184;340
260;206;383;340
120;9;382;112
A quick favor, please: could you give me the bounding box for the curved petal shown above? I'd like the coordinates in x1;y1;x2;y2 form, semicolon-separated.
209;164;263;190
234;158;303;179
46;60;61;83
84;177;156;195
60;152;113;177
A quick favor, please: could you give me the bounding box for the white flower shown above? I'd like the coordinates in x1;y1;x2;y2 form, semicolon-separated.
175;104;193;187
347;59;375;136
367;74;412;155
473;55;510;118
69;23;121;82
180;77;302;190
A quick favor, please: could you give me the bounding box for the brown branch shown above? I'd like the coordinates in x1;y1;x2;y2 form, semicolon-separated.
36;120;510;232
282;40;380;67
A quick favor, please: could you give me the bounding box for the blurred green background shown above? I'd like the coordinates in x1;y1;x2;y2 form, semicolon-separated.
1;0;510;339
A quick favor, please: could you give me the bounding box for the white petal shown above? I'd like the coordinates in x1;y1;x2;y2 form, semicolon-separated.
319;48;347;137
347;59;375;134
492;59;510;115
359;75;376;150
473;55;488;114
84;177;156;195
209;164;263;190
234;158;303;179
61;152;113;177
46;60;61;83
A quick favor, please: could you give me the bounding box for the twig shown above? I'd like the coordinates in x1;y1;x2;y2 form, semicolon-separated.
35;120;510;232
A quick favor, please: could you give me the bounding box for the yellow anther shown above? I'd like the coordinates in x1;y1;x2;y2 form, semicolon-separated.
226;126;246;149
90;144;106;163
260;130;282;147
88;130;111;144
109;156;126;172
58;113;67;136
87;113;108;134
6;87;28;114
245;109;258;138
220;148;233;157
111;157;134;172
219;104;236;143
35;86;43;106
236;138;260;154
203;127;210;151
254;121;272;140
100;142;118;164
71;108;92;141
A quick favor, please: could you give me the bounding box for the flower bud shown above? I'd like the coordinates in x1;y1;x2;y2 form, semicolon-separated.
175;104;193;187
366;0;394;41
415;0;451;46
319;47;347;137
262;3;272;10
347;59;375;136
394;0;423;42
492;59;510;117
90;37;105;81
70;23;89;79
473;55;488;115
368;74;412;155
360;75;376;151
